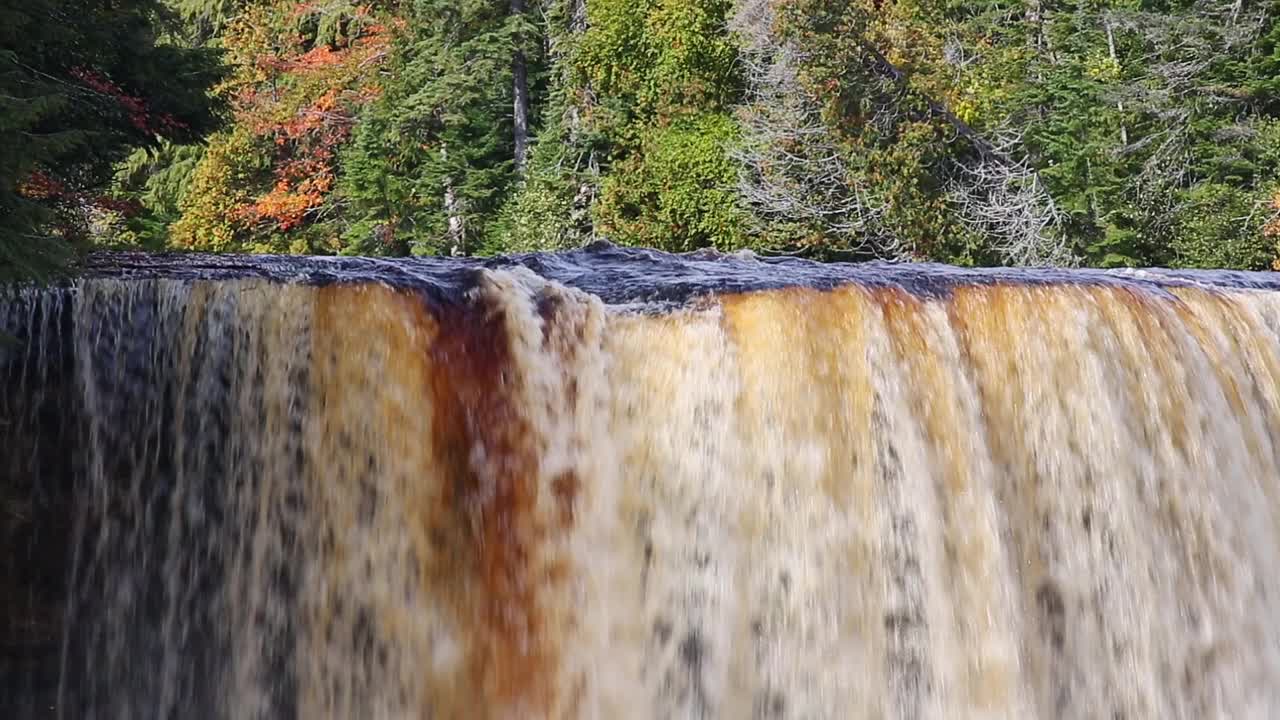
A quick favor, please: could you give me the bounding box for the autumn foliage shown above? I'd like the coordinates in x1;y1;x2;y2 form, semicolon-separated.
51;0;1280;271
172;1;394;252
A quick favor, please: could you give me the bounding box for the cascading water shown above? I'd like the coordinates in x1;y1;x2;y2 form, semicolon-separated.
5;243;1280;719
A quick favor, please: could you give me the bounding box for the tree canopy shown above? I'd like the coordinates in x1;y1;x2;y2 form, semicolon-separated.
5;0;1280;272
0;0;223;280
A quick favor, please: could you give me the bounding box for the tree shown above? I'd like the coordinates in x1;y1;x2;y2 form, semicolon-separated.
572;0;748;252
731;0;889;257
10;0;1272;269
170;0;393;254
341;0;548;256
511;0;532;173
953;0;1280;267
0;0;222;280
732;0;1075;264
172;0;246;42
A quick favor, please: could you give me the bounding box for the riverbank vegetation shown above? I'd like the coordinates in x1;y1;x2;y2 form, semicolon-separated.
5;0;1280;275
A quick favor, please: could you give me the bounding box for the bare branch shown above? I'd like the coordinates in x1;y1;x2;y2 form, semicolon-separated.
947;128;1077;266
730;0;899;257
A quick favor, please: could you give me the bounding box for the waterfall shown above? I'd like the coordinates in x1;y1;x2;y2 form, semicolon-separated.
5;245;1280;719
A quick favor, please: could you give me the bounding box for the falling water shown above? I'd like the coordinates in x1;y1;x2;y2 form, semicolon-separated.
5;244;1280;719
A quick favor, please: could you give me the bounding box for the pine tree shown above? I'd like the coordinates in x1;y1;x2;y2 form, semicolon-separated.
0;0;222;280
572;0;748;252
341;0;548;256
492;0;599;252
6;0;1271;269
1001;0;1280;268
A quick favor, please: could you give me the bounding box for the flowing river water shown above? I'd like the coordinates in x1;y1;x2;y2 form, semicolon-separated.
5;243;1280;719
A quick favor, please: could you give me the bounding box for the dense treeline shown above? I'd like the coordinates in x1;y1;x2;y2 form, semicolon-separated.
0;0;222;280
5;0;1280;273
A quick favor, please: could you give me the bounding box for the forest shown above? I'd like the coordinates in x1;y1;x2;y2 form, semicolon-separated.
5;0;1280;278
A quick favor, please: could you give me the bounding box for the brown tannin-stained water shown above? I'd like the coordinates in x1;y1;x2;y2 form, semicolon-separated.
4;242;1280;719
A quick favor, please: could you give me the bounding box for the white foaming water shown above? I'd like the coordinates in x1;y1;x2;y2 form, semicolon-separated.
3;252;1280;719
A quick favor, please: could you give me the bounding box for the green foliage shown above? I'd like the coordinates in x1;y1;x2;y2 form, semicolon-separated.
978;0;1280;268
173;0;247;41
1172;183;1276;270
340;0;549;256
0;0;223;280
595;114;748;251
574;0;747;252
6;0;1275;270
98;142;207;249
750;0;981;262
170;126;266;251
488;0;598;253
494;130;595;252
578;0;740;121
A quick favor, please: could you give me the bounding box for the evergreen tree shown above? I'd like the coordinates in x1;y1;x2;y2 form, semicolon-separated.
494;0;598;252
31;0;1273;270
341;0;548;256
0;0;222;280
992;0;1280;268
574;0;749;252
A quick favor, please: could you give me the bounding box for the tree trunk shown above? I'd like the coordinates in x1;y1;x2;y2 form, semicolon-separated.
1027;0;1051;61
445;183;465;256
511;0;530;173
1105;20;1129;148
441;145;466;256
1026;0;1054;120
